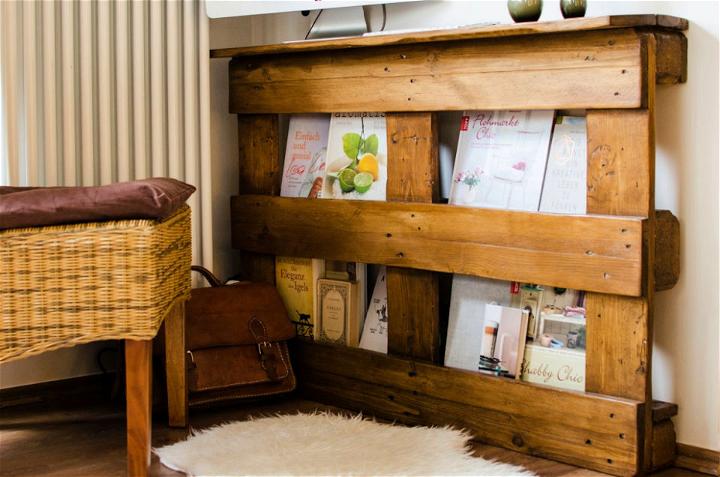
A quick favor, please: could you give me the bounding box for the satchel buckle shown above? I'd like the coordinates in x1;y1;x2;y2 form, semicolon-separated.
257;341;272;356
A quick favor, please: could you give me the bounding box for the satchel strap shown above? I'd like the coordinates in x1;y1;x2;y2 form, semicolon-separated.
191;265;223;287
248;317;281;381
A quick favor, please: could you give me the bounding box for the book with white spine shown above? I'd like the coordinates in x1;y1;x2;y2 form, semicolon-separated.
359;266;388;353
539;116;587;214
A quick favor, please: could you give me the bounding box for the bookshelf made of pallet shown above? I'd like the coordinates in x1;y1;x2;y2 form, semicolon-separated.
213;15;687;476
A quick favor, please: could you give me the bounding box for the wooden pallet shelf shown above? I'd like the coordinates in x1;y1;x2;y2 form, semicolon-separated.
231;195;645;295
295;341;642;475
215;15;687;476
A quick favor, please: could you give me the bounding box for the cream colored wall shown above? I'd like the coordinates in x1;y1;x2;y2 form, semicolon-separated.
207;0;719;451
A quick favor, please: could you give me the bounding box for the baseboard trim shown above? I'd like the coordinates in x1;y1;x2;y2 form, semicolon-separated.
676;443;720;476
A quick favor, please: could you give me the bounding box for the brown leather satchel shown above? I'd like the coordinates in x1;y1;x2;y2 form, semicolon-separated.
185;266;296;405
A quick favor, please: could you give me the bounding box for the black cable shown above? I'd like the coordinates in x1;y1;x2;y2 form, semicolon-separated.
305;9;324;40
380;4;387;32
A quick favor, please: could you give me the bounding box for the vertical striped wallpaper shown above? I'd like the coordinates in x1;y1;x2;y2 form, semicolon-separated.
0;0;213;270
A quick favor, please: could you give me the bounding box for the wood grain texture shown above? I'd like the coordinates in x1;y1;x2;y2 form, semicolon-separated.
386;269;440;362
227;30;644;113
302;370;636;475
585;108;655;399
385;113;439;202
295;341;640;476
164;301;187;428
385;113;440;363
652;420;677;471
125;339;152;477
211;15;687;58
236;115;281;283
652;400;679;423
654;31;688;84
231;195;644;295
655;210;680;291
676;444;720;476
585;33;657;473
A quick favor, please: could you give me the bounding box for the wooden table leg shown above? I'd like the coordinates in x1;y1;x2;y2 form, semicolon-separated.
164;301;188;427
126;339;152;477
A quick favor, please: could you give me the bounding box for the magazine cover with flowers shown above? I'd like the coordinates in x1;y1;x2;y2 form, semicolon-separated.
449;110;555;211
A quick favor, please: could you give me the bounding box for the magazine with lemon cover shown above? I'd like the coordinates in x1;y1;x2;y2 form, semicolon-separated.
449;110;554;211
281;115;330;198
322;113;387;201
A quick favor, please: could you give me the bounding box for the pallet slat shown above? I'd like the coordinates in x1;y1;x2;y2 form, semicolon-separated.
228;30;644;113
295;341;641;475
236;114;281;283
385;113;441;363
212;15;687;58
231;195;644;296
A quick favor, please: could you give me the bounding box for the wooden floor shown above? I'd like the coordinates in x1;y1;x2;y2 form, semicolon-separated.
0;395;702;477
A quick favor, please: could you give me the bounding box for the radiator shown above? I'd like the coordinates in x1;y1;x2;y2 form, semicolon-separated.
0;0;213;270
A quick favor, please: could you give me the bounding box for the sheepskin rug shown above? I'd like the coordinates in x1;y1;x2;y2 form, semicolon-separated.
154;413;535;476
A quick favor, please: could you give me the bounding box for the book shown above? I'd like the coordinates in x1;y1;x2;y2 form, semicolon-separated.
281;114;330;198
315;278;361;347
359;266;388;353
484;304;529;378
324;260;368;328
322;113;387;201
275;257;325;339
519;284;543;340
444;275;514;371
539;116;587;214
449;110;555;210
521;344;585;391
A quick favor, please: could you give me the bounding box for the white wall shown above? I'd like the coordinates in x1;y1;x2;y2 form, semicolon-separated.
207;0;719;451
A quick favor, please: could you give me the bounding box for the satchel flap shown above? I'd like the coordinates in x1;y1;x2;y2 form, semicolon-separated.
186;282;295;349
187;344;290;393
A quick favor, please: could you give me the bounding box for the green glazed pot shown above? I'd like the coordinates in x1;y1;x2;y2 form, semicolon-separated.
560;0;587;18
507;0;543;23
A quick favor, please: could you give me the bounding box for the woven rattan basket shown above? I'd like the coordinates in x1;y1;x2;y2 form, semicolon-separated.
0;205;191;363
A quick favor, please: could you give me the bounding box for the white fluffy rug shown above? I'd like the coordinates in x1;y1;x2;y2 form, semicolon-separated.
155;413;535;476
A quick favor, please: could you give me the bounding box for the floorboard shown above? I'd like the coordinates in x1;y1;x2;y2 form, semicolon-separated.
0;396;703;477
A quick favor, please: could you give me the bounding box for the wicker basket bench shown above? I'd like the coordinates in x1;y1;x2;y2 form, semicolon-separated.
0;205;192;476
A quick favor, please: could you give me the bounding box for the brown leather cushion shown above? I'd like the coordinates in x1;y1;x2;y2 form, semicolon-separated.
0;178;195;230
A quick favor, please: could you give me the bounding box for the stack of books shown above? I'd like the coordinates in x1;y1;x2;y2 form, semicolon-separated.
275;113;389;353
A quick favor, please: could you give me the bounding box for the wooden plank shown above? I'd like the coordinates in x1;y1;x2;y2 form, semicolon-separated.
125;339;152;477
385;113;440;363
585;33;657;472
385;113;439;202
676;443;720;476
654;31;687;84
231;195;644;296
228;30;644;113
211;15;686;58
237;115;281;283
164;301;187;428
585;108;655;398
386;269;440;362
301;369;638;476
294;341;640;435
654;210;680;291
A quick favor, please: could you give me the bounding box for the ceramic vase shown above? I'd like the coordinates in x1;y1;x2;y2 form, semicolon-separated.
560;0;587;18
507;0;543;23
